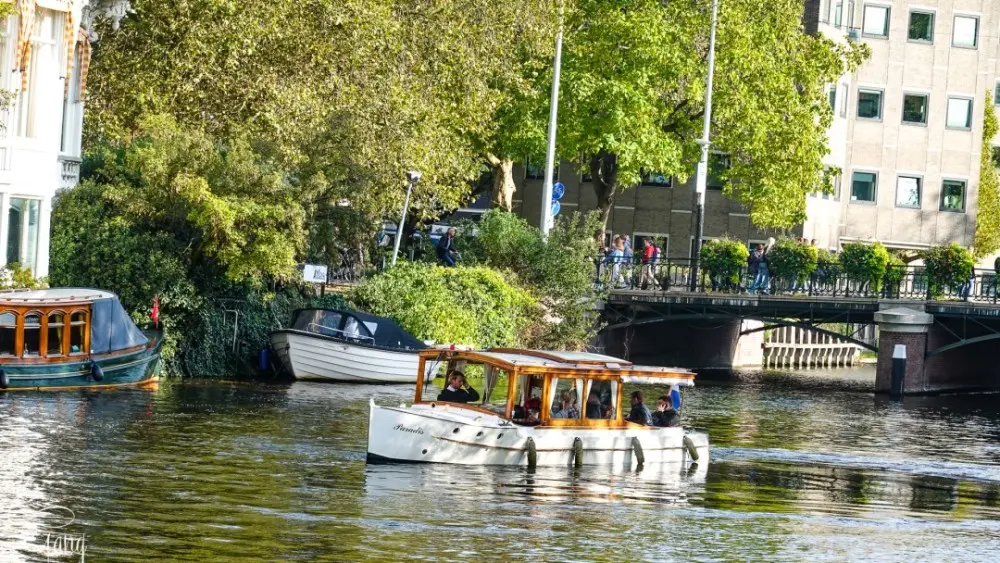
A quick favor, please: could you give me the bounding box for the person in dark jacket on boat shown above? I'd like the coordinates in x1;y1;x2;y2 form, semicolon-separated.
437;371;479;403
626;391;653;425
585;390;604;419
652;395;681;427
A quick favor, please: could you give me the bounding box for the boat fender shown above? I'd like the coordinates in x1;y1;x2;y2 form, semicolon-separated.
573;437;584;468
258;348;270;372
683;434;699;462
631;436;645;468
0;367;7;389
525;437;537;469
91;363;105;382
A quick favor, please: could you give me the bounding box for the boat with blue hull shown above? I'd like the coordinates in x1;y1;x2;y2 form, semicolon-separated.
0;289;163;391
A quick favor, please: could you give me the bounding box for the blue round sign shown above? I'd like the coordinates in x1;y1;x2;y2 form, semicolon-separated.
551;201;561;217
552;182;566;200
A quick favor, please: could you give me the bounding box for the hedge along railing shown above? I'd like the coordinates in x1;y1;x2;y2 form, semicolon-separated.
595;256;1000;303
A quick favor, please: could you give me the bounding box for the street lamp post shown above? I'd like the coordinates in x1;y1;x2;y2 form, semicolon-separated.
690;0;720;291
540;3;564;236
391;171;421;266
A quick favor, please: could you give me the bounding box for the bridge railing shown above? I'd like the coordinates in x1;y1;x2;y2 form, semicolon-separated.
596;257;1000;303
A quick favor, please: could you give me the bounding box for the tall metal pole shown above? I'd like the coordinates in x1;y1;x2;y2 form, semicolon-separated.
540;3;564;236
391;181;414;266
690;0;719;291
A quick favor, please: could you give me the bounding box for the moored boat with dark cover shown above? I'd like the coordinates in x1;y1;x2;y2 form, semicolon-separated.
0;289;162;391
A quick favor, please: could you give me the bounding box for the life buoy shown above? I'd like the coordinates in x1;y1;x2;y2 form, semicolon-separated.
0;368;8;389
91;363;105;382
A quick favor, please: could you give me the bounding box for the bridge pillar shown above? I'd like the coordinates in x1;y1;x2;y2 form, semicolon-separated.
874;307;934;394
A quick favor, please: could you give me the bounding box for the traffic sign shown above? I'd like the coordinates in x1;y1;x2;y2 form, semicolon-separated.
552;182;565;200
551;200;561;217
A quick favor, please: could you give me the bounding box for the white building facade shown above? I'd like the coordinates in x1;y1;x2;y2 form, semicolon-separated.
0;0;92;278
805;0;1000;254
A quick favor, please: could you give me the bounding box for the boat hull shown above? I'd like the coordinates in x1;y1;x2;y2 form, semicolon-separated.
0;335;163;391
366;401;710;467
271;330;436;384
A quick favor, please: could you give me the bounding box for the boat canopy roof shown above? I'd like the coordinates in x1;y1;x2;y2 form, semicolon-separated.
0;288;148;354
292;308;427;350
420;348;695;386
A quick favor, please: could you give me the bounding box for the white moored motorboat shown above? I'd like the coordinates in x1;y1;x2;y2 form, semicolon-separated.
270;308;436;383
366;349;709;467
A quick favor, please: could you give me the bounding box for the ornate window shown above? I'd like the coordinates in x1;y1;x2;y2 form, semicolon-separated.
47;311;65;356
69;311;87;354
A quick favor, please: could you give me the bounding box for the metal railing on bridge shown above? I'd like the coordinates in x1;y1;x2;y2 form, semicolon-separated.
596;257;1000;304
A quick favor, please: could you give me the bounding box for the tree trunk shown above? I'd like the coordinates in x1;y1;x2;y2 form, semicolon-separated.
590;150;619;241
486;154;516;211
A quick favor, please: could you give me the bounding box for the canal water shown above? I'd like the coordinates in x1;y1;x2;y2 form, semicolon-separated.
2;368;1000;562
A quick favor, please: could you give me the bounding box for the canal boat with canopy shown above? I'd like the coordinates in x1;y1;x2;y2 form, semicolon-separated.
366;349;709;467
270;308;438;383
0;288;163;391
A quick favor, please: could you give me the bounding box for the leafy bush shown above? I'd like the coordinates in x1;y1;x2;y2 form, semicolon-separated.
766;238;818;283
839;242;890;290
700;238;749;287
349;262;539;349
882;255;906;296
922;244;975;298
814;249;841;282
445;209;603;349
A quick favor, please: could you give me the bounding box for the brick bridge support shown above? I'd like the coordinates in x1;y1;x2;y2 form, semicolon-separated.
875;306;1000;394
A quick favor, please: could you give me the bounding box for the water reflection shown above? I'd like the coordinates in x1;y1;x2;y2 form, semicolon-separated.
1;371;1000;561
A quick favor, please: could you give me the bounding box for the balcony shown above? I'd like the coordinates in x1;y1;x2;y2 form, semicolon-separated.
59;155;81;190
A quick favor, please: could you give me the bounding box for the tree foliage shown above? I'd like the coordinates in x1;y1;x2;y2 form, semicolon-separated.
839;242;890;290
766;239;818;283
700;238;748;286
556;0;868;234
974;94;1000;258
922;244;975;298
349;262;539;349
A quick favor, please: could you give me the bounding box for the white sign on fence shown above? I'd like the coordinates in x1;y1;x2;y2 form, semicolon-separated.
303;264;328;284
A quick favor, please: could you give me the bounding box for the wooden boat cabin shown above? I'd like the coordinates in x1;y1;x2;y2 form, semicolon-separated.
415;349;695;428
0;288;148;363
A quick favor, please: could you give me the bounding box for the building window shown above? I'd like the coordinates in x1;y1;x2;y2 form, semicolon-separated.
707;154;729;190
834;2;843;27
940;180;966;212
822;169;842;200
17;9;63;139
828;87;837;113
895;176;921;208
7;198;41;271
641;171;671;187
862;5;890;38
953;15;979;49
839;85;848;118
946;97;973;130
851;171;877;203
524;158;545;180
908;11;934;42
47;312;65;356
995;82;1000;106
857;89;883;120
902;93;929;125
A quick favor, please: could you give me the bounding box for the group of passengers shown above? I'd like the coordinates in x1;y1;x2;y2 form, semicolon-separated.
437;370;681;428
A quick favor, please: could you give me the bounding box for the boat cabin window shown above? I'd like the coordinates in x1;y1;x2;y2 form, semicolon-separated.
584;380;617;420
342;315;373;342
550;377;583;420
22;313;40;357
70;312;86;354
0;312;14;356
47;312;65;356
293;310;343;337
514;375;543;425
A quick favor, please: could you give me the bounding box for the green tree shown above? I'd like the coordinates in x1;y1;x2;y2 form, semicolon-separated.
839;242;891;291
556;0;867;236
922;244;975;298
974;94;1000;258
700;238;748;288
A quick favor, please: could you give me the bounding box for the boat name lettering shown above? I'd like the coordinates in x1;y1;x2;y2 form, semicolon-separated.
393;424;425;435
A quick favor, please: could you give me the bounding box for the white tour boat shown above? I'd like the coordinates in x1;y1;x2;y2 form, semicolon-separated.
270;309;437;383
366;348;709;467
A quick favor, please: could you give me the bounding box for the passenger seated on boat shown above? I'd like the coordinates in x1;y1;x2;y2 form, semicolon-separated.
652;395;681;428
552;391;580;419
585;391;604;419
626;391;653;426
437;371;480;403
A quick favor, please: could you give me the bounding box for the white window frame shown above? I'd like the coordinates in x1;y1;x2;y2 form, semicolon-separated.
850;170;878;204
952;14;979;49
940;178;967;213
857;87;884;121
945;96;974;130
895;175;922;209
862;4;891;38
